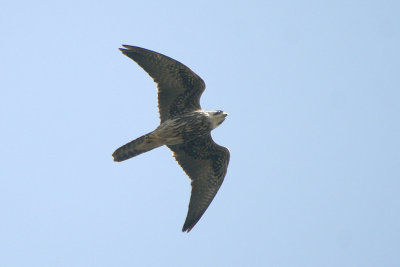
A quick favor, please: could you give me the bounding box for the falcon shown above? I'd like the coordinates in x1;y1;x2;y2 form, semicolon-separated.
112;45;230;232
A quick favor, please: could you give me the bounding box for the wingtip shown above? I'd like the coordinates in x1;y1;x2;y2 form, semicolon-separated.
182;219;198;233
119;45;143;56
112;151;122;162
182;225;193;233
120;44;136;50
119;47;128;54
119;44;132;53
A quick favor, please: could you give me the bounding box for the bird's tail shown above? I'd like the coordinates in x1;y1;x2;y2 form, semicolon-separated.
112;132;164;162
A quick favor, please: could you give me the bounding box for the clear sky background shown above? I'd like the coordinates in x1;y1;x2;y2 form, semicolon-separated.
1;1;399;266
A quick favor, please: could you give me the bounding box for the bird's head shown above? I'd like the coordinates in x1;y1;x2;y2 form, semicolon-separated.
208;110;228;130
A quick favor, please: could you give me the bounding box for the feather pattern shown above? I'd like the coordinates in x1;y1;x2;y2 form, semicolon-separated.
114;45;230;232
119;45;205;122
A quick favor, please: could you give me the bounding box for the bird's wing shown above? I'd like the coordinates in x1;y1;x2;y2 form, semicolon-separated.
168;134;230;232
120;45;206;122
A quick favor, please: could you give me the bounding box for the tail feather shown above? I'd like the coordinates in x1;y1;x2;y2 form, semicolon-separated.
112;133;163;162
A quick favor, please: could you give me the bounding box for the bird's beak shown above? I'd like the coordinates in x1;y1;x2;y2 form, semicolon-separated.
223;112;228;117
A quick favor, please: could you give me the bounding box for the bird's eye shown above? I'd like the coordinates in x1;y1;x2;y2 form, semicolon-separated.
216;110;222;114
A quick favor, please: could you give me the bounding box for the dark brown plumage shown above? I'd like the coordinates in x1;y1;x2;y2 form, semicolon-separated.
119;45;205;122
112;45;230;232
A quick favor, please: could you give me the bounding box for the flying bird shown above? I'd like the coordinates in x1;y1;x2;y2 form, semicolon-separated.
112;45;230;232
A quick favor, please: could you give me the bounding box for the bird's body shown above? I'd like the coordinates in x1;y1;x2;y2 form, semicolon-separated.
154;110;217;145
113;110;226;161
112;45;229;232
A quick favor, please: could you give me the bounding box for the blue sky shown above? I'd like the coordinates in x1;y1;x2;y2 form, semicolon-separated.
1;0;399;266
